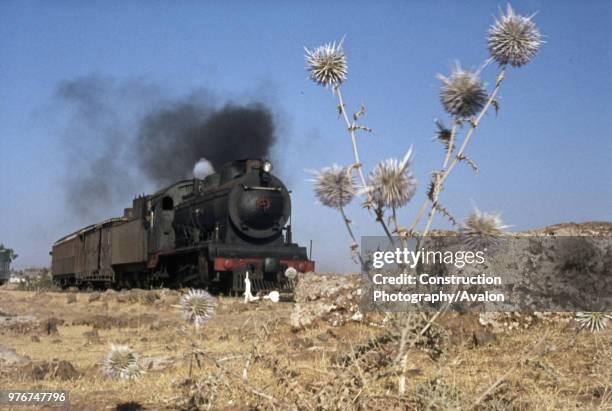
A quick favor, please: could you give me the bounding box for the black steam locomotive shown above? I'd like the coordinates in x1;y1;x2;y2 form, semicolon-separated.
51;159;314;292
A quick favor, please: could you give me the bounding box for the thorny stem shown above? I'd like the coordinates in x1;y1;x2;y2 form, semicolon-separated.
335;86;395;244
397;297;454;395
339;205;364;267
415;68;506;239
408;199;429;236
391;206;398;233
406;126;457;237
375;207;395;240
406;118;456;236
398;68;506;396
442;122;458;169
335;86;368;189
379;210;396;246
395;299;452;395
395;314;413;395
391;206;408;249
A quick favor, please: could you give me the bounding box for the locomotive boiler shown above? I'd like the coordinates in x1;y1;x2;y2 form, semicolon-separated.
50;159;314;292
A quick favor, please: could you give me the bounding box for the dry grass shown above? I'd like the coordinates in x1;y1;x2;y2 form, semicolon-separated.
0;288;610;410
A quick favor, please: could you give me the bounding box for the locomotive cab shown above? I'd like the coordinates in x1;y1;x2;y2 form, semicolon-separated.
148;180;197;252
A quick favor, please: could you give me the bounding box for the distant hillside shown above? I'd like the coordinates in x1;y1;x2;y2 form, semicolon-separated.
522;221;612;236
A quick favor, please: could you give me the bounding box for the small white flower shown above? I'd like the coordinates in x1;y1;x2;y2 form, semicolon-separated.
180;289;216;326
304;40;348;87
488;5;542;67
103;345;142;380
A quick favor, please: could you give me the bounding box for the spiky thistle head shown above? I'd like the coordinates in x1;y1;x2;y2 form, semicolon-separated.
304;40;348;87
363;149;417;210
576;312;611;333
438;65;487;119
434;120;453;150
312;165;355;209
488;5;542;68
180;289;216;327
103;344;142;380
461;209;509;237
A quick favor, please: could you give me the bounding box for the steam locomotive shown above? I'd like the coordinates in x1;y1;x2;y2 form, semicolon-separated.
50;159;314;292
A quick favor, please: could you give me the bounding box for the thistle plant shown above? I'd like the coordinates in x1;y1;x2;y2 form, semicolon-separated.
312;166;362;264
364;149;417;211
306;5;541;253
488;5;542;67
103;344;142;380
305;3;542;396
362;149;417;238
460;208;509;249
434;120;453;151
438;66;487;119
576;312;611;333
180;289;216;328
461;209;509;237
312;165;355;209
178;289;216;378
305;40;397;257
304;40;348;87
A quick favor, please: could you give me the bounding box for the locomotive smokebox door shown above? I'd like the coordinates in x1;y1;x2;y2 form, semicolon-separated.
227;173;290;239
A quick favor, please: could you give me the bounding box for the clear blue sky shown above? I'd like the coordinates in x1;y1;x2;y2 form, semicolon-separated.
1;1;611;271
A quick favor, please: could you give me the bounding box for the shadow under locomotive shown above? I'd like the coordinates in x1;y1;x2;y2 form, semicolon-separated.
50;159;314;293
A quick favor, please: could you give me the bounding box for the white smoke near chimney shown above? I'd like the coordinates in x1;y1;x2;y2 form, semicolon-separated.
193;158;215;179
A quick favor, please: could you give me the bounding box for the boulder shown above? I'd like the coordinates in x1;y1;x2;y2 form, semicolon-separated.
290;273;363;329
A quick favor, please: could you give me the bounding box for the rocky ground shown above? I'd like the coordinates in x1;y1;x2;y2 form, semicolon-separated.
0;278;609;410
0;222;610;410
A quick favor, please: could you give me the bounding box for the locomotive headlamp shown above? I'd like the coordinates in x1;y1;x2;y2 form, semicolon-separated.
262;160;273;173
284;267;298;280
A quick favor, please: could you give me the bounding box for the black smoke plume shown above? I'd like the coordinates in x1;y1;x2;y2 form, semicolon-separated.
55;75;277;221
56;76;144;220
137;100;276;186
